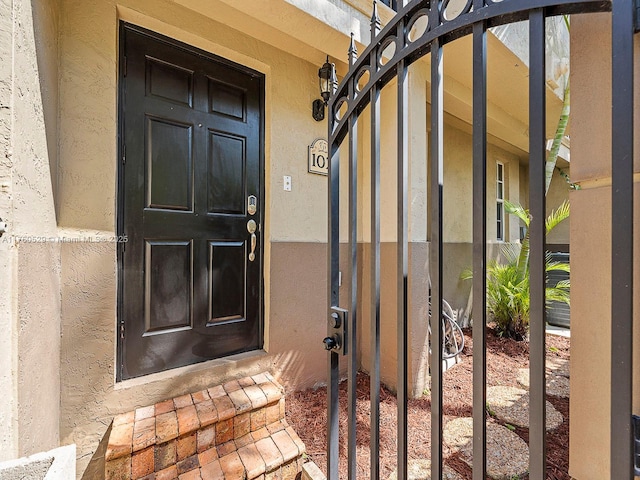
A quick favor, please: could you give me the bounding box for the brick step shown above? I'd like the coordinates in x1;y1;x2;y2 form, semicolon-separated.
105;372;306;480
177;419;305;480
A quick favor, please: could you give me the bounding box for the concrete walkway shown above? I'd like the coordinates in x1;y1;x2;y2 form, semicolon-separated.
546;325;570;337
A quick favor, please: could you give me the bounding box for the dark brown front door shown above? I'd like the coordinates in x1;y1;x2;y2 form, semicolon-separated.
118;24;263;380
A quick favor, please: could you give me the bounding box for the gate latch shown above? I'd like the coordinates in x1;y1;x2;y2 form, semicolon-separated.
634;415;640;476
324;306;348;356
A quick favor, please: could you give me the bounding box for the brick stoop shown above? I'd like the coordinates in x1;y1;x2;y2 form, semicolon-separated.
105;372;307;480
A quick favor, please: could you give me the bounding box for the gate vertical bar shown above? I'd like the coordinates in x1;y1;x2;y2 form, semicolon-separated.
396;19;409;480
528;10;546;480
347;32;359;480
471;9;487;480
327;85;340;480
370;80;381;480
370;3;382;476
611;0;634;477
429;32;444;480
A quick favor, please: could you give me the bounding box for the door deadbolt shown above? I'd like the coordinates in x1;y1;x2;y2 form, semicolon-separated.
325;306;348;355
248;195;257;215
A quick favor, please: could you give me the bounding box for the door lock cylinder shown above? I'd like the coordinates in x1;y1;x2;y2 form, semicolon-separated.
325;306;348;355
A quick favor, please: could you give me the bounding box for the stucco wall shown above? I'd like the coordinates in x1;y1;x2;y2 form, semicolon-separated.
442;125;525;315
569;13;640;480
56;0;350;475
47;0;577;476
441;125;523;244
0;0;62;460
0;0;18;461
569;17;611;477
358;242;431;397
355;113;527;396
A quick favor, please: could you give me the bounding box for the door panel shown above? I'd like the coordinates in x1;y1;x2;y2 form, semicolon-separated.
209;241;246;324
146;57;194;107
208;79;247;119
208;131;246;215
146;117;194;211
118;25;263;380
145;240;193;333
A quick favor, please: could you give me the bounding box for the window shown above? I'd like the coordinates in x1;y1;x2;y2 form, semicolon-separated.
496;162;505;241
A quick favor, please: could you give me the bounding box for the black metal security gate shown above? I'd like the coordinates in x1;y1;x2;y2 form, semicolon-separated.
325;0;635;479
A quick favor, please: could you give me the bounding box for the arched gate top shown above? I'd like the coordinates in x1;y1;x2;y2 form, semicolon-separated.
328;0;610;147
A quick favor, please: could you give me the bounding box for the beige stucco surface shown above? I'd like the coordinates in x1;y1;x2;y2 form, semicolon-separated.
570;13;640;480
568;186;611;479
174;0;395;76
0;0;581;474
358;242;431;397
55;0;352;474
269;242;349;388
440;125;523;244
0;0;17;461
0;0;61;460
355;67;430;246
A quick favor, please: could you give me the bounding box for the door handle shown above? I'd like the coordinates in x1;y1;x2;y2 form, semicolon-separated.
247;219;257;262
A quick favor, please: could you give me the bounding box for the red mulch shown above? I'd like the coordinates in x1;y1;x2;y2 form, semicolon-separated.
286;326;571;479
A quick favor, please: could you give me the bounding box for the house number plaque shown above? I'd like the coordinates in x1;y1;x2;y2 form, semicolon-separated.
308;138;328;176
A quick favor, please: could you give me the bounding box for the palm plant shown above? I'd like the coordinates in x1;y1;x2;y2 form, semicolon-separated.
462;200;571;340
462;15;573;338
545;15;572;194
506;198;570;279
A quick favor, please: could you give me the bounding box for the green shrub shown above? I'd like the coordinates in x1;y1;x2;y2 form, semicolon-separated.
462;200;570;340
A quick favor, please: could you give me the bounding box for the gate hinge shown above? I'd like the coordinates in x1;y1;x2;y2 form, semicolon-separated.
120;322;125;340
122;144;126;164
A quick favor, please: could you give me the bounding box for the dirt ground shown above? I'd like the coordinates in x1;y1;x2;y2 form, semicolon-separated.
286;326;571;480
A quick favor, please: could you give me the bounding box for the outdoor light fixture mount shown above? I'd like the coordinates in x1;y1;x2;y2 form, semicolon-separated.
313;56;337;121
312;99;325;122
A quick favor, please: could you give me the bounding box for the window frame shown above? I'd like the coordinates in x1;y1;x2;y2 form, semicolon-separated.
380;0;397;10
496;161;505;241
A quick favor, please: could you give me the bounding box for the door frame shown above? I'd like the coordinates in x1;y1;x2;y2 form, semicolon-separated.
115;22;266;382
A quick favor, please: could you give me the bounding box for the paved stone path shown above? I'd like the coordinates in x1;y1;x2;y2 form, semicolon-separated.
439;355;569;479
486;385;564;430
516;368;570;397
546;357;570;378
443;417;529;480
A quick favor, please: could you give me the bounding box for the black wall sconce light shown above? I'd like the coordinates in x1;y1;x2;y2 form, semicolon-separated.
313;56;337;121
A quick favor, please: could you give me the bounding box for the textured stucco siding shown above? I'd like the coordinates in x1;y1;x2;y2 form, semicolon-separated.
56;0;341;476
569;13;640;480
0;0;61;460
1;0;577;476
13;0;61;457
0;0;18;461
441;125;524;244
358;242;431;397
0;0;60;459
